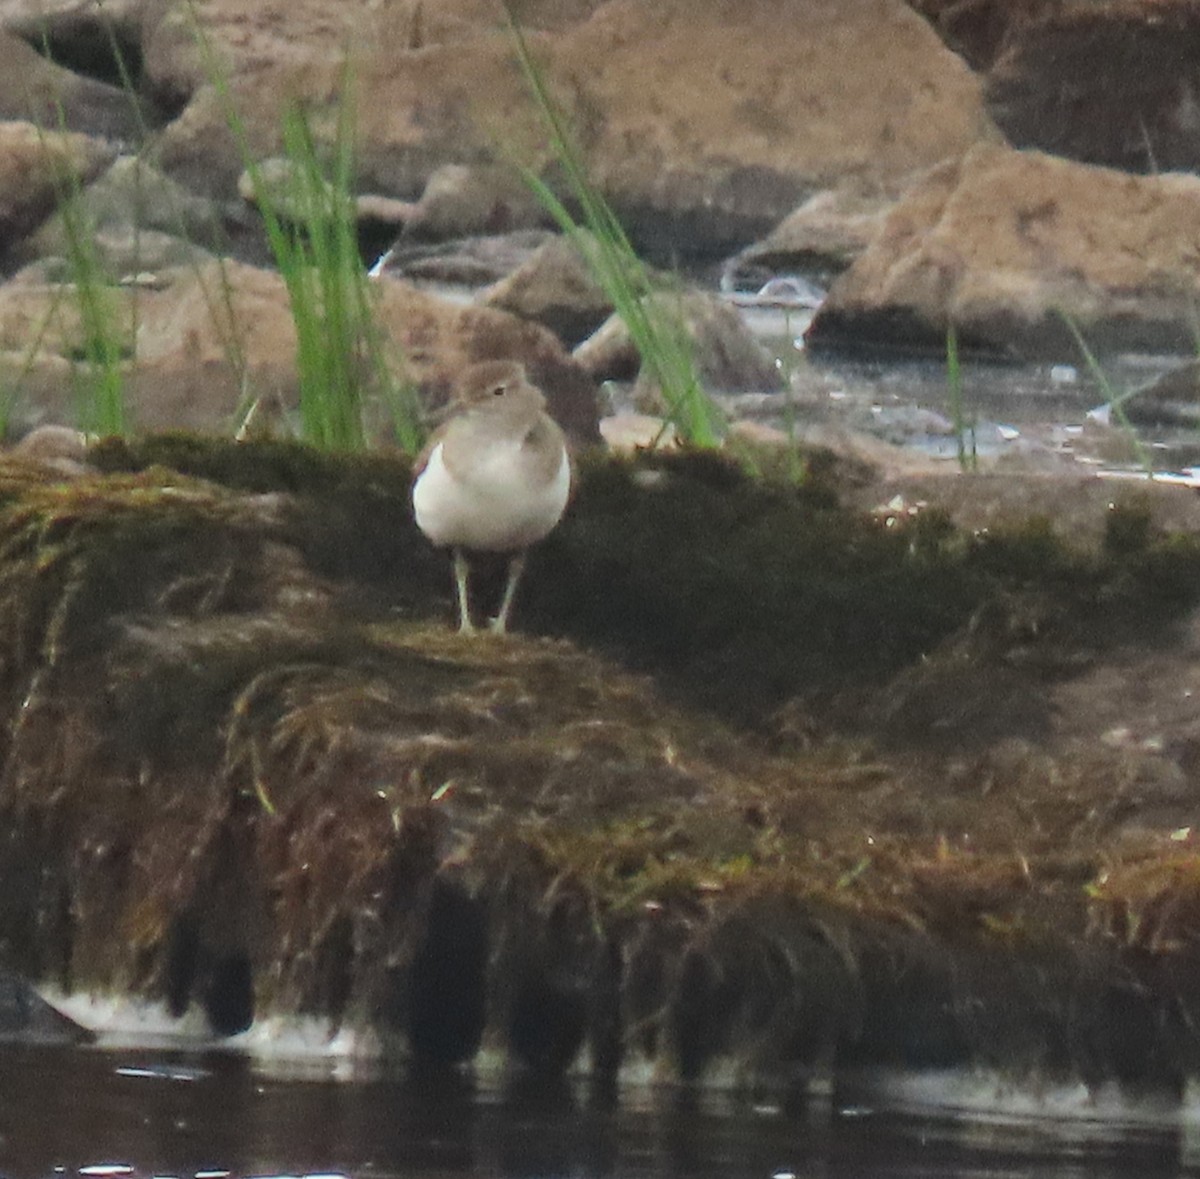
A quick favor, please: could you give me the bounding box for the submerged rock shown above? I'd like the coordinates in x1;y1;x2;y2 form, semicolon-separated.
0;968;89;1045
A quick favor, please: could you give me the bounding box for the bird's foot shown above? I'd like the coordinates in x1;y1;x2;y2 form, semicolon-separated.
487;615;509;636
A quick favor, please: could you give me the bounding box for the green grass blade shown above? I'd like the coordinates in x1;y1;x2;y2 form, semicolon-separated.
503;4;721;447
185;14;421;453
1056;310;1154;475
945;324;975;473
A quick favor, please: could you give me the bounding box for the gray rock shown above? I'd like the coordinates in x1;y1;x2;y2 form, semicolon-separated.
0;967;91;1044
0;120;115;250
575;289;784;397
481;234;613;347
0;29;150;143
18;154;226;273
729;188;894;283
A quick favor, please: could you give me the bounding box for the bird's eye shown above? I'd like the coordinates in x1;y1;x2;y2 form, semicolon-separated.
491;384;506;397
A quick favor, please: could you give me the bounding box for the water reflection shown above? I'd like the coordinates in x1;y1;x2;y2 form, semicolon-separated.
0;1044;1197;1178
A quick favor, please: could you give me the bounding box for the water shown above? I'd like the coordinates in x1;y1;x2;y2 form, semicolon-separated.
4;1045;1200;1179
737;299;1200;474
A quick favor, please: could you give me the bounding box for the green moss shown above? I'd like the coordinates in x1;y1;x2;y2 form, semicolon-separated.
89;432;413;497
81;436;1200;724
524;451;1200;722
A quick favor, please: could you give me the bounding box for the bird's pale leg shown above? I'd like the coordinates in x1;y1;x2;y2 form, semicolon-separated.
490;552;527;635
452;548;476;634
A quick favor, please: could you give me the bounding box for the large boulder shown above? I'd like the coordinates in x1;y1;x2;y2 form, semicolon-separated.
145;0;998;258
805;142;1200;360
0;0;155;42
3;444;1200;1088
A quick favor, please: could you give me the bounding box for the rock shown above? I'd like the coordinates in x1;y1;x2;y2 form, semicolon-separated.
0;0;155;59
0;120;116;252
728;188;895;284
238;157;424;267
142;0;520;110
0;965;89;1043
0;0;151;27
129;259;600;440
550;0;998;254
19;228;211;284
0;256;599;440
353;192;418;235
238;156;424;233
726;420;794;449
575;289;784;398
4;445;1200;1083
985;0;1200;173
0;29;151;142
599;412;676;452
0;270;137;361
1120;360;1200;429
149;0;997;258
10;423;89;474
795;422;951;481
94;227;214;277
481;234;613;347
401;163;546;241
805;142;1200;360
236;156;330;222
18;154;224;274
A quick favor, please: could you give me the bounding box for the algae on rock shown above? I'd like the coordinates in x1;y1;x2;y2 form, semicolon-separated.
0;438;1199;1095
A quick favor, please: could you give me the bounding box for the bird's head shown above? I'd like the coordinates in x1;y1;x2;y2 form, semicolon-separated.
455;360;546;414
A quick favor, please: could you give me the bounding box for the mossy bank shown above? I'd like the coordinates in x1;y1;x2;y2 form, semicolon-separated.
2;435;1200;1101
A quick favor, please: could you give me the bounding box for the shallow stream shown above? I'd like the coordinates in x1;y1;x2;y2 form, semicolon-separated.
745;304;1200;477
5;1044;1200;1179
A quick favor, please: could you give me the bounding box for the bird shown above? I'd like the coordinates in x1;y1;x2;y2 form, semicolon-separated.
412;359;572;635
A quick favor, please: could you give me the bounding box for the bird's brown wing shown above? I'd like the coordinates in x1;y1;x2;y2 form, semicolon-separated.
526;417;576;503
411;419;449;481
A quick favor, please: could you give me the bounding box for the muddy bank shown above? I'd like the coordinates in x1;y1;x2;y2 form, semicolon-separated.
3;438;1200;1099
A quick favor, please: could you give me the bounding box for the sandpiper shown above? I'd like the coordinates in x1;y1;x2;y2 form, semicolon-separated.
412;359;572;634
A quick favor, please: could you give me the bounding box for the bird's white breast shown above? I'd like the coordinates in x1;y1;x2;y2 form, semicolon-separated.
413;439;570;552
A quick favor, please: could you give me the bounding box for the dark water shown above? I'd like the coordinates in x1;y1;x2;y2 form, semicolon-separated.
2;1045;1200;1179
